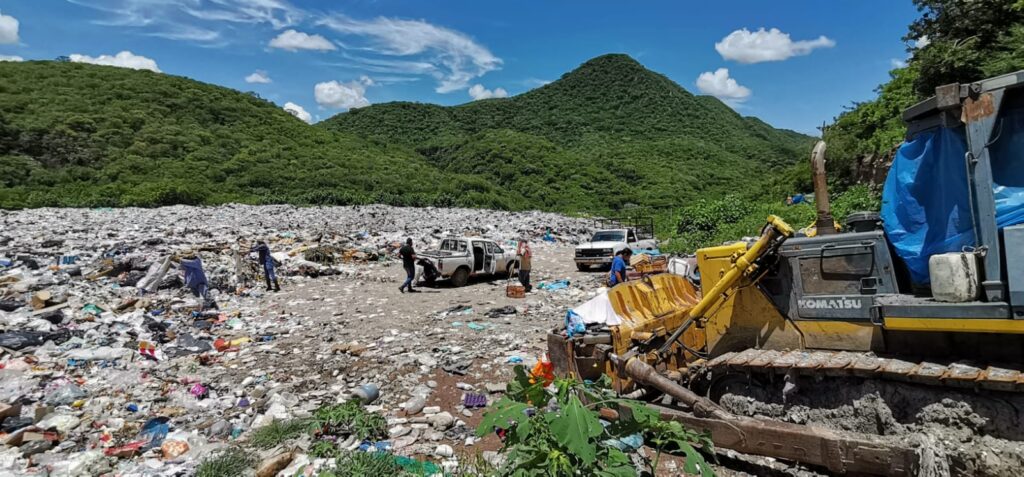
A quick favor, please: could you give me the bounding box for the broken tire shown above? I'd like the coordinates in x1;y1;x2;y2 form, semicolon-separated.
451;267;470;287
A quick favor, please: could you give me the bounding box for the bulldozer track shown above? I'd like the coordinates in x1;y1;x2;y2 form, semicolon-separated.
705;348;1024;393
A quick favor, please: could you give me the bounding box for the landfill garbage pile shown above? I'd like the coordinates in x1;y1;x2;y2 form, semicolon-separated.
0;205;604;476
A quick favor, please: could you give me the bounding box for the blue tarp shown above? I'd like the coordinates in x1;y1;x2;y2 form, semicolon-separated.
882;109;1024;285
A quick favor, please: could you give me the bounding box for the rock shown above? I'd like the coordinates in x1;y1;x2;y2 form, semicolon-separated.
256;451;294;477
403;396;426;415
433;444;454;458
389;425;410;437
462;409;473;418
484;383;506;394
424;430;444;441
209;419;232;437
393;435;418;449
423;406;441;415
456;382;474;391
428;412;454;430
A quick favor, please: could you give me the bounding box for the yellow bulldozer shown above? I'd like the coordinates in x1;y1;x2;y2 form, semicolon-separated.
549;71;1024;475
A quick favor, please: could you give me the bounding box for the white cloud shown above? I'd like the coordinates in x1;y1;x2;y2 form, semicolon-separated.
69;51;161;72
696;68;751;103
0;12;18;44
269;29;336;51
245;70;272;83
314;80;370;110
283;101;312;123
913;35;930;49
891;58;907;69
468;84;508;100
715;28;835;64
318;14;501;93
68;0;302;45
0;55;23;62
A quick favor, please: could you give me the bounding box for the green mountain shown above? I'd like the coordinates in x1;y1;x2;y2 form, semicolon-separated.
0;55;812;212
321;54;814;212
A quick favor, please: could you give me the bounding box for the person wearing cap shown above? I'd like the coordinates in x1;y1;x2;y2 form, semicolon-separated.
516;239;533;292
398;238;419;293
608;248;632;287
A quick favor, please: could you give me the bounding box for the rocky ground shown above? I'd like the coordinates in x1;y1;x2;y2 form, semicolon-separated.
2;205;1023;477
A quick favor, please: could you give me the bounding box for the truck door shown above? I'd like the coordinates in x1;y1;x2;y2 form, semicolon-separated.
627;229;637;245
472;241;486;272
483;242;498;275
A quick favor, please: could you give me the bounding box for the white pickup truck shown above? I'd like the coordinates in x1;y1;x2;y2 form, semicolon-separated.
418;237;517;287
574;228;657;271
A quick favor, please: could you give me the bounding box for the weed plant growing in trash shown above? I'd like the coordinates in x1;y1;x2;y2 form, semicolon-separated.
309;400;388;441
248;418;309;449
248;401;387;450
476;366;714;477
319;451;417;477
195;447;256;477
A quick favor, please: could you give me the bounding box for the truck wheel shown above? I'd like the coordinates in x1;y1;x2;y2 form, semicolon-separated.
424;275;437;287
576;263;590;272
451;267;470;287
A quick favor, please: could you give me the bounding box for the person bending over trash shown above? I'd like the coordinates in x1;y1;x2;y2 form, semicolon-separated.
253;240;280;292
608;248;632;287
516;239;533;293
398;238;419;293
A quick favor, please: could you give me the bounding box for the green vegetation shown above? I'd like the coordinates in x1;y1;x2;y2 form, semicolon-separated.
476;366;713;477
195;447;257;477
324;54;814;213
248;418;310;449
324;451;413;477
309;401;388;441
0;55;812;219
665;185;881;253
824;0;1024;185
0;61;508;209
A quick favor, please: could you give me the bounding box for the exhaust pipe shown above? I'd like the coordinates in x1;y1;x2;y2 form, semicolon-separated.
811;141;836;235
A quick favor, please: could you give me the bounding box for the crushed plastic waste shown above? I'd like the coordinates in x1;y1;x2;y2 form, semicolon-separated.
0;205;599;474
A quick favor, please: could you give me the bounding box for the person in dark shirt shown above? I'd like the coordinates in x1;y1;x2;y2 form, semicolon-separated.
253;241;280;292
398;238;419;293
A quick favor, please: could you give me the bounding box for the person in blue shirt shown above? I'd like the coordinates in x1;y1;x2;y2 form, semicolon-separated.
253;241;280;292
608;248;632;287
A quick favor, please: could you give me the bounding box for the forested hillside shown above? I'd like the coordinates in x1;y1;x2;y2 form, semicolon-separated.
824;0;1024;184
321;54;813;212
0;61;508;208
0;55;812;214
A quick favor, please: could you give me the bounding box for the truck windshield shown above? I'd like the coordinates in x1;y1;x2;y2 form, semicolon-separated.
592;231;626;242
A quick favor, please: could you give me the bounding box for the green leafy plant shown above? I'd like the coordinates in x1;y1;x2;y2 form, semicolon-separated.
476;366;713;477
195;447;256;477
309;401;388;441
309;439;342;459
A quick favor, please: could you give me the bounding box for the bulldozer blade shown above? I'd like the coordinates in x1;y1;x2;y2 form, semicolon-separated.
616;355;918;475
653;405;917;476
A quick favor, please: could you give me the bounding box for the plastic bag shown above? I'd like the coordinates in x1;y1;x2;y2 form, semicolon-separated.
46;383;86;406
564;310;586;337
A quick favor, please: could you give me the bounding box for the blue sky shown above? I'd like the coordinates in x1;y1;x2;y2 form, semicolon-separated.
0;1;922;134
